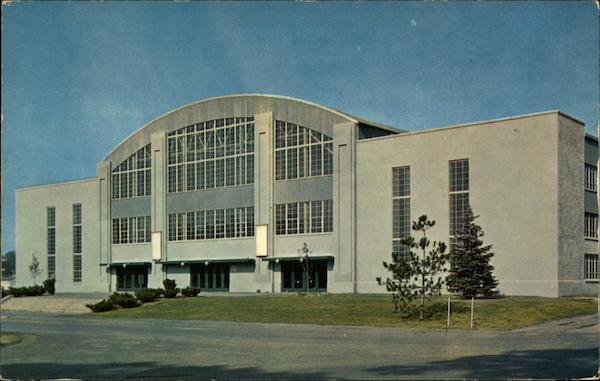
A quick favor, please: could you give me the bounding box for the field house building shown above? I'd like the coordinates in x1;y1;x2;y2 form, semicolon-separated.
15;94;599;297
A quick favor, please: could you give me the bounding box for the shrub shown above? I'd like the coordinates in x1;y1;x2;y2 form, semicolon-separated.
25;285;46;296
9;285;45;297
86;299;117;313
43;279;56;295
181;287;200;297
163;288;179;298
135;288;160;303
108;292;140;308
1;287;6;298
163;279;177;290
8;287;25;297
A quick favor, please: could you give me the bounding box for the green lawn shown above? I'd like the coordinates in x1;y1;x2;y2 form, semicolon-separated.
95;294;598;330
0;332;23;346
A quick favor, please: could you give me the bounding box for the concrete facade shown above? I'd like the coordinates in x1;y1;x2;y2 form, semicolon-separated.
14;94;599;296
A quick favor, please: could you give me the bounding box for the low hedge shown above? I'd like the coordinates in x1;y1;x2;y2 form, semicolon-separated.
9;285;45;297
181;287;200;297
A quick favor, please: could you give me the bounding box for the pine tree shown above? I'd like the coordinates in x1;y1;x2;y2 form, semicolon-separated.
446;208;498;298
377;215;448;319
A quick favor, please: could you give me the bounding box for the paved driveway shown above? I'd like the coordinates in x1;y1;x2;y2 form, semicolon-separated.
1;311;598;379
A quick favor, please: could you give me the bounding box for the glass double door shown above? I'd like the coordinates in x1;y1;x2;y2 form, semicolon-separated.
191;263;230;291
281;260;327;292
116;266;148;290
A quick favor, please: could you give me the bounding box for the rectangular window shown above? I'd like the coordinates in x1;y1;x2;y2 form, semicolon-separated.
246;154;254;184
186;212;196;241
585;164;597;192
177;213;184;241
276;204;286;235
584;253;599;280
196;211;205;240
73;254;82;283
48;256;56;280
206;210;215;239
225;157;235;187
449;159;470;238
392;166;411;258
47;207;56;279
168;214;176;241
246;207;254;237
585;213;598;239
226;208;235;238
287;203;298;234
73;204;82;254
310;145;322;177
168;207;254;241
215;209;225;238
311;201;322;233
275;200;332;235
323;200;333;232
186;163;196;191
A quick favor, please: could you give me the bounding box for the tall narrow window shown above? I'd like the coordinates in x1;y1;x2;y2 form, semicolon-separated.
73;204;82;282
47;207;56;279
584;253;599;280
585;164;597;192
392;166;411;258
449;159;469;240
585;213;598;239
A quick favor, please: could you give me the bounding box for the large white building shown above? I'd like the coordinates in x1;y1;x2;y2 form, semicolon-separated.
15;94;599;296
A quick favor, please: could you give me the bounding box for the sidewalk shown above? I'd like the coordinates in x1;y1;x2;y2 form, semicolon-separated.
1;293;108;314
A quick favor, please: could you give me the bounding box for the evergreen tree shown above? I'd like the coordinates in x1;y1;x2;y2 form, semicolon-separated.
377;215;448;320
446;208;498;298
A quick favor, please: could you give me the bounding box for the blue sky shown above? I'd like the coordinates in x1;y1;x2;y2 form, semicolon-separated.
2;2;598;253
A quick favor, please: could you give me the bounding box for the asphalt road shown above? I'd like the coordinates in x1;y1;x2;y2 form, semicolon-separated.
1;311;598;379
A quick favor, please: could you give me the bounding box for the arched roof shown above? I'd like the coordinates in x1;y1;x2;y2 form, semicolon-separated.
103;94;400;165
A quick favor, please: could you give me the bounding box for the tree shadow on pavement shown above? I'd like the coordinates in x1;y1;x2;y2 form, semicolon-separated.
366;347;599;379
0;361;331;380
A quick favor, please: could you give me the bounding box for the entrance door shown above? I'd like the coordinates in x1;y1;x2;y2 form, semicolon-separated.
191;264;230;291
281;260;327;292
116;265;148;290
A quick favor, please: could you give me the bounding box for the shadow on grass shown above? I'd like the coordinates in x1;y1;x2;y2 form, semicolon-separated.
366;347;599;379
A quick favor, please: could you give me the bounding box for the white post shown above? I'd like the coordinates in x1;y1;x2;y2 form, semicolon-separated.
446;297;451;328
470;296;475;329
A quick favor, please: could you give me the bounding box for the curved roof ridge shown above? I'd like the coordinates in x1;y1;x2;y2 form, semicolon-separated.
103;93;401;161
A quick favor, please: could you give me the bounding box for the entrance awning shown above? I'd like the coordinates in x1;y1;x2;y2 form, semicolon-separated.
160;258;255;265
107;262;152;268
263;255;334;263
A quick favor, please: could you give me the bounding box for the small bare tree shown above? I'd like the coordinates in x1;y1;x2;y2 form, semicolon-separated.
29;252;43;284
298;242;311;294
